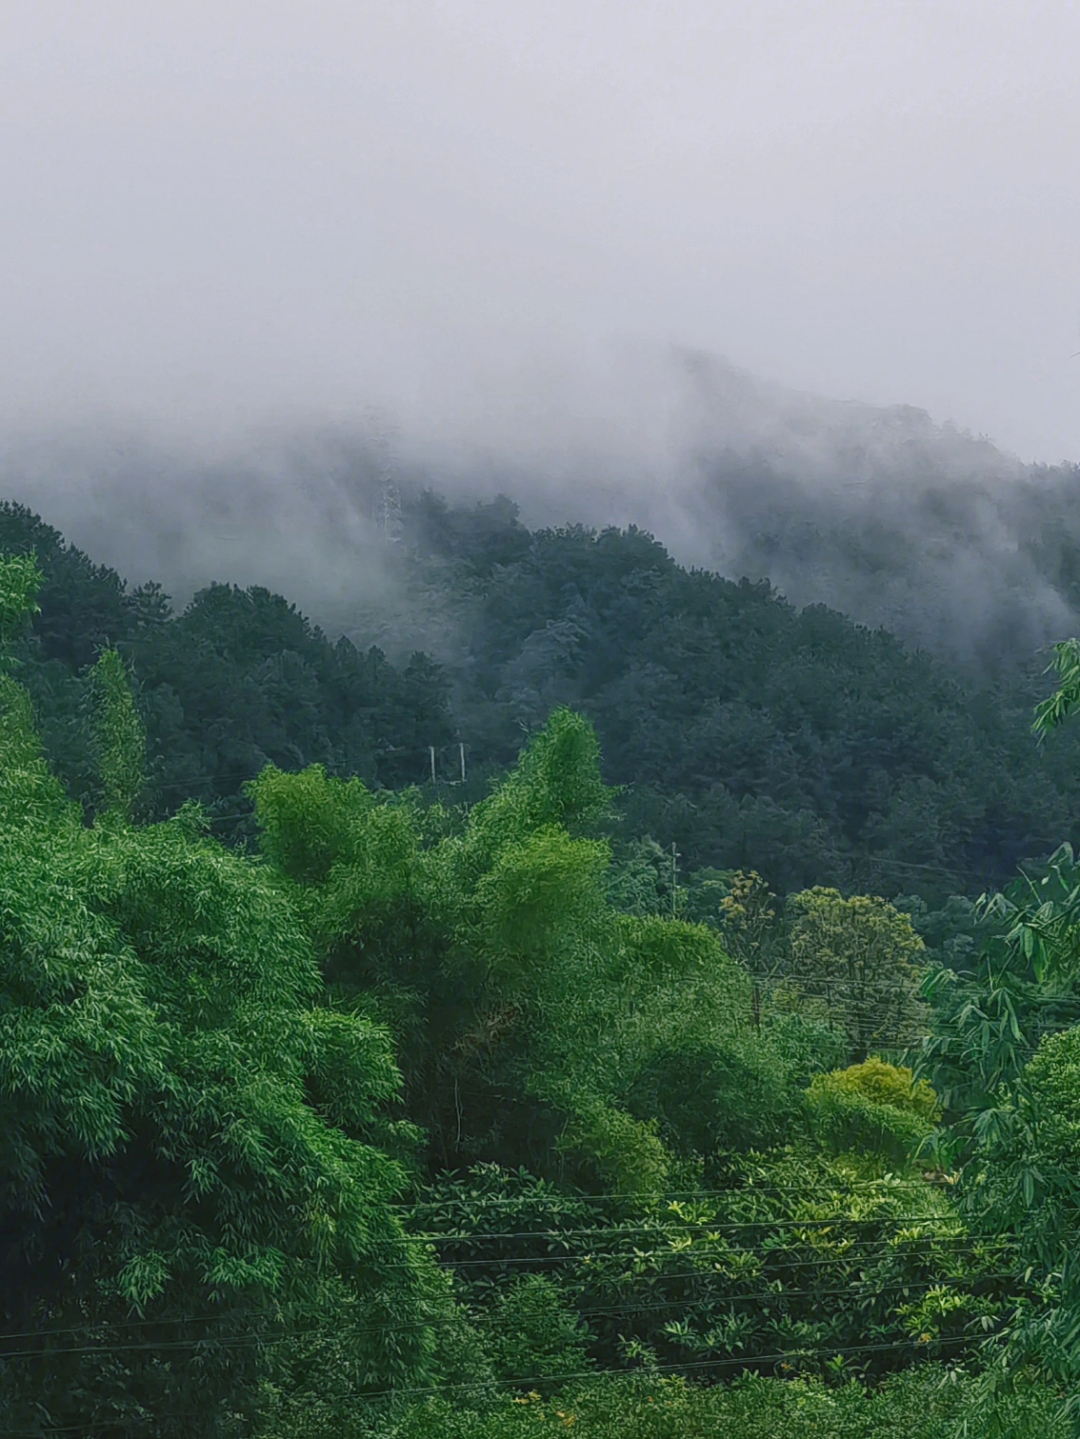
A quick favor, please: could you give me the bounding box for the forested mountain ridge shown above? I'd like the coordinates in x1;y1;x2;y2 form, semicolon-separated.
0;501;454;833
4;493;1078;903
9;354;1080;673
402;494;1080;896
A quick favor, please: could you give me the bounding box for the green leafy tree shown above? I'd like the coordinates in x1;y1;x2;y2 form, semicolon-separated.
11;497;1080;899
787;888;928;1062
719;868;787;1029
912;658;1080;1435
419;1150;1004;1388
0;551;42;659
965;1025;1080;1434
250;710;786;1194
807;1059;942;1166
719;870;781;970
486;1275;592;1393
919;844;1080;1132
1033;637;1080;738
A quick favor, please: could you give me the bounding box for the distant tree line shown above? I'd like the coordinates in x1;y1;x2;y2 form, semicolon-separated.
5;493;1077;912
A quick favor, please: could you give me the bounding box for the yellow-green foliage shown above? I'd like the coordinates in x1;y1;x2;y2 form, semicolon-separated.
248;763;375;884
0;674;76;828
469;706;610;853
807;1059;941;1164
817;1058;942;1119
475;827;609;972
611;913;744;986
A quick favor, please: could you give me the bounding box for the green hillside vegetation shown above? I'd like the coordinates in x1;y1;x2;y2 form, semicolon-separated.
5;496;1080;909
5;507;1080;1433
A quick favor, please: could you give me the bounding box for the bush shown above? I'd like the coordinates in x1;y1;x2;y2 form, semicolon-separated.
761;1009;849;1089
807;1059;941;1165
556;1101;671;1201
485;1276;593;1393
626;1035;796;1161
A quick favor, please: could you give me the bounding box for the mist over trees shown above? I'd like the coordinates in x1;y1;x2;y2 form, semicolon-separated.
5;353;1080;675
6;0;1080;1426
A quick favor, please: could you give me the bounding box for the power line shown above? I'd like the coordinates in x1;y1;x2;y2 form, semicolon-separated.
410;1241;998;1277
0;1271;1007;1361
407;1213;978;1244
1;1331;982;1437
398;1178;952;1208
413;1187;963;1208
0;1253;1009;1350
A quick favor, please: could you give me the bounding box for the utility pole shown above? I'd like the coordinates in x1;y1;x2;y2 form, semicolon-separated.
459;742;466;785
429;745;437;787
670;841;680;918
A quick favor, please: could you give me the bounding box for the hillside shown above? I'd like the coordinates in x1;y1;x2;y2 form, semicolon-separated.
2;536;1079;1435
3;491;1078;905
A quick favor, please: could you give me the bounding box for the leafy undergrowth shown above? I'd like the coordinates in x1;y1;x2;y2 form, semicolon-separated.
350;1368;1065;1439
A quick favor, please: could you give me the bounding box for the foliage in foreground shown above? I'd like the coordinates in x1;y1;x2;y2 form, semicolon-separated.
0;570;439;1436
356;1367;1066;1439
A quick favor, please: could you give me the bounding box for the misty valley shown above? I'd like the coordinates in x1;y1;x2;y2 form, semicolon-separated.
5;481;1080;1437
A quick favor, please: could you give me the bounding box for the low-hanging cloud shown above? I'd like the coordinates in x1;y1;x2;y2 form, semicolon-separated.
3;345;1079;678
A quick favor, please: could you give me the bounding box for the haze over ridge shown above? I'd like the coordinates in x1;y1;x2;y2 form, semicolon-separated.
2;340;1077;671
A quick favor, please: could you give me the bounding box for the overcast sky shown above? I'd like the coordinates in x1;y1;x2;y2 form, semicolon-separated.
2;0;1079;464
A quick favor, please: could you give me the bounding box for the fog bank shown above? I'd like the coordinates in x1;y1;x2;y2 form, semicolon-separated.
3;342;1078;670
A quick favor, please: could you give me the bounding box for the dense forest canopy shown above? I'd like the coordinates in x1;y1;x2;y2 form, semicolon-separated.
4;493;1080;911
6;494;1080;1435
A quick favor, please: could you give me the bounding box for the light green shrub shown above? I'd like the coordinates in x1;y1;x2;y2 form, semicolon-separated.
807;1058;941;1165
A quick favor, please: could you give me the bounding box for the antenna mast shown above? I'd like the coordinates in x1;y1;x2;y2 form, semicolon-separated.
365;407;403;543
